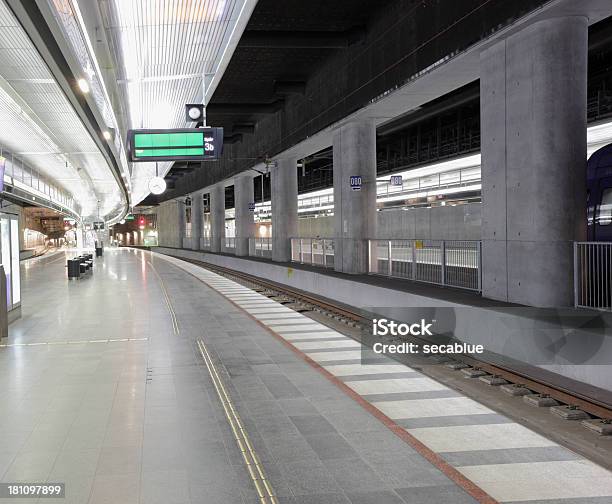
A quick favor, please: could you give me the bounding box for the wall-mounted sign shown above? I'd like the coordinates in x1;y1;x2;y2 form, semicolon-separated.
350;175;362;191
389;175;403;186
127;127;224;162
248;202;256;212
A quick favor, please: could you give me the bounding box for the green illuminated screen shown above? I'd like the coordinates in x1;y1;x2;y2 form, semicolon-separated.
129;128;221;161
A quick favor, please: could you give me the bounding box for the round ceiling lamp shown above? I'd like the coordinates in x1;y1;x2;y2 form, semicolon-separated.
148;176;167;195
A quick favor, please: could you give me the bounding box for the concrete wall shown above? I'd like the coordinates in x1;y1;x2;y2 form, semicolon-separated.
154;247;612;394
156;200;182;248
296;203;482;240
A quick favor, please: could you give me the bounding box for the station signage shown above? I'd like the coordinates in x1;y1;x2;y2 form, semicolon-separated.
350;175;362;191
127;127;224;162
248;202;256;212
93;221;105;230
389;175;403;186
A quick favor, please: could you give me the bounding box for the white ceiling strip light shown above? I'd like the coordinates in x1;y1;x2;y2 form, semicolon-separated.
100;0;256;205
0;0;106;217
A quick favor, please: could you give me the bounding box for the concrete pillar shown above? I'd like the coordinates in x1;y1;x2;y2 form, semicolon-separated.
333;121;377;274
235;175;255;257
191;192;203;250
210;184;225;253
271;158;298;262
480;16;587;307
177;199;186;248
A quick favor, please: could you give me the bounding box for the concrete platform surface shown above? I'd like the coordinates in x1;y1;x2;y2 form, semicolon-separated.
0;248;610;504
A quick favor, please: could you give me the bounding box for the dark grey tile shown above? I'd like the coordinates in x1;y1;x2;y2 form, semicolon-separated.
263;435;320;463
278;398;320;416
260;374;304;399
278;459;343;496
340;372;419;381
323;457;388;493
291;415;337;436
395;485;478;504
289;494;352;504
347;490;405;504
396;413;513;429
304;433;359;460
371;457;454;488
441;446;582;467
361;389;462;402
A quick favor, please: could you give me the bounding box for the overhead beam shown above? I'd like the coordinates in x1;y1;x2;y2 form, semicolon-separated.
224;133;243;144
232;124;256;134
239;28;365;49
274;81;306;96
207;100;284;115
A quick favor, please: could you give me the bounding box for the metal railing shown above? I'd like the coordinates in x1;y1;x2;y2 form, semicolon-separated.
224;237;236;250
368;239;481;291
574;242;612;311
249;237;272;258
291;238;335;268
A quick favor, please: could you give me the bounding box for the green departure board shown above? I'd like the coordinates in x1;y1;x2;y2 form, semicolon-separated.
127;128;223;162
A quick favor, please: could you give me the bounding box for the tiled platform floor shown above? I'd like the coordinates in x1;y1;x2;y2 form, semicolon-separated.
2;248;610;504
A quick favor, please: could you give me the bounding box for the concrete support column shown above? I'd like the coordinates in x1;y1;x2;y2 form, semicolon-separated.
333;121;377;274
271;158;298;262
480;16;587;307
177;199;186;247
190;192;203;250
235;175;255;257
210;184;225;253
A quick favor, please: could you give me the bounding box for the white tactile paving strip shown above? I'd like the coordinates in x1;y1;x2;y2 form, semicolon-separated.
154;253;612;504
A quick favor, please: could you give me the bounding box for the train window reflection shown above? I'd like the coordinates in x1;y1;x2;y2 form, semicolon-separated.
597;189;612;225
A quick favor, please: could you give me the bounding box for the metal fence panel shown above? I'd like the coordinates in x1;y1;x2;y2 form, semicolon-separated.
250;237;272;258
290;238;335;269
575;242;612;311
368;239;481;292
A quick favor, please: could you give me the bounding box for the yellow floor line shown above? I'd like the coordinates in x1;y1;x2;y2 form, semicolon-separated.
147;259;179;335
197;338;278;504
146;250;276;502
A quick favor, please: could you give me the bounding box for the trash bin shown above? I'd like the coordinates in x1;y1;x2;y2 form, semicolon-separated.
67;258;80;279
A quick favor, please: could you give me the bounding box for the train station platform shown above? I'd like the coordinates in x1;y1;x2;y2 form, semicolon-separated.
1;248;611;504
152;246;612;395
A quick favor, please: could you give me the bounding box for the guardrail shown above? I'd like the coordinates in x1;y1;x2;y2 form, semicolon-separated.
291;238;335;268
249;237;272;258
574;242;612;311
224;237;236;250
368;239;481;291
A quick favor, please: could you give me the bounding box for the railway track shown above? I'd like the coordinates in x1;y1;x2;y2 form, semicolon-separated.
175;254;612;424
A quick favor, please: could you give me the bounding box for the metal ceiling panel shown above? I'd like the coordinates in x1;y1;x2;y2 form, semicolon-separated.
98;0;256;204
0;0;124;218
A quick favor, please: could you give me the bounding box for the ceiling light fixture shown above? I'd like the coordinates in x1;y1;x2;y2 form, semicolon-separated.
103;131;112;140
77;78;90;93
